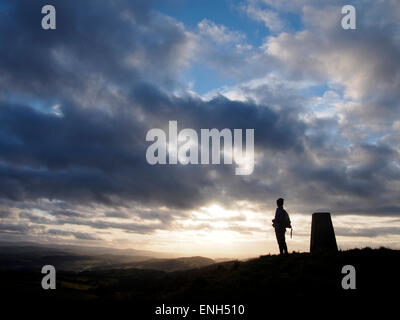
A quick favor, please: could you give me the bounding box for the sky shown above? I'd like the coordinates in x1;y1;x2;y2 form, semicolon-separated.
0;0;400;258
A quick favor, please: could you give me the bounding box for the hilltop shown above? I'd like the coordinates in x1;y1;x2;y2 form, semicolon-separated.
1;247;399;317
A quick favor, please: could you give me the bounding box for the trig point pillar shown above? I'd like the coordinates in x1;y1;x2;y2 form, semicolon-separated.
310;212;338;253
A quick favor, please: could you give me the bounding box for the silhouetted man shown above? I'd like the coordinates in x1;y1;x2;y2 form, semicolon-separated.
272;198;291;255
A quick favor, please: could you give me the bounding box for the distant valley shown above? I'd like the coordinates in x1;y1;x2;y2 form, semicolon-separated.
0;242;217;272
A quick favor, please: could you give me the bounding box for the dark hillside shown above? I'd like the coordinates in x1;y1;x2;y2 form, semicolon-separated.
1;248;398;317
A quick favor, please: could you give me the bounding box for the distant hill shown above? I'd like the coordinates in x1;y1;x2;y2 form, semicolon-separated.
0;241;176;258
0;243;215;272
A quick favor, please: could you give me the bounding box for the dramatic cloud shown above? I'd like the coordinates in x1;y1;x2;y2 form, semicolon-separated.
0;0;399;254
0;88;306;208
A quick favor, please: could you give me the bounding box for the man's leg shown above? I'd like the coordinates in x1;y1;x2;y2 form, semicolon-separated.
281;230;288;254
282;241;288;255
275;228;285;255
278;242;284;255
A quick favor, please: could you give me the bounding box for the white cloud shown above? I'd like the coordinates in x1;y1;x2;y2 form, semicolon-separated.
198;19;246;44
243;3;284;32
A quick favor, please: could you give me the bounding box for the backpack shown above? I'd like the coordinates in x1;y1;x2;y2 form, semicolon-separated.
283;209;291;228
272;209;292;229
284;210;293;238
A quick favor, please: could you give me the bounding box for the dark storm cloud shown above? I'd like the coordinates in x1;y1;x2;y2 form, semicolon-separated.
104;211;131;219
19;209;165;234
47;229;100;240
104;208;183;223
0;0;195;98
0;0;307;211
0;210;11;218
336;227;400;238
19;211;52;224
0;88;306;209
132;84;306;151
0;224;28;233
49;209;83;218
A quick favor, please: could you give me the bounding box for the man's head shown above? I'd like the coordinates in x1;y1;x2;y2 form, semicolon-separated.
277;198;284;207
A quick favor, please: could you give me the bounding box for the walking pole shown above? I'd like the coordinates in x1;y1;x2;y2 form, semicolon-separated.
290;227;293;239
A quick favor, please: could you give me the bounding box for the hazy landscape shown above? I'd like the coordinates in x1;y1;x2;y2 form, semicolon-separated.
0;242;215;272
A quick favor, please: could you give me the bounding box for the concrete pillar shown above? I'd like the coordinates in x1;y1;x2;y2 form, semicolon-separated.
310;212;338;253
